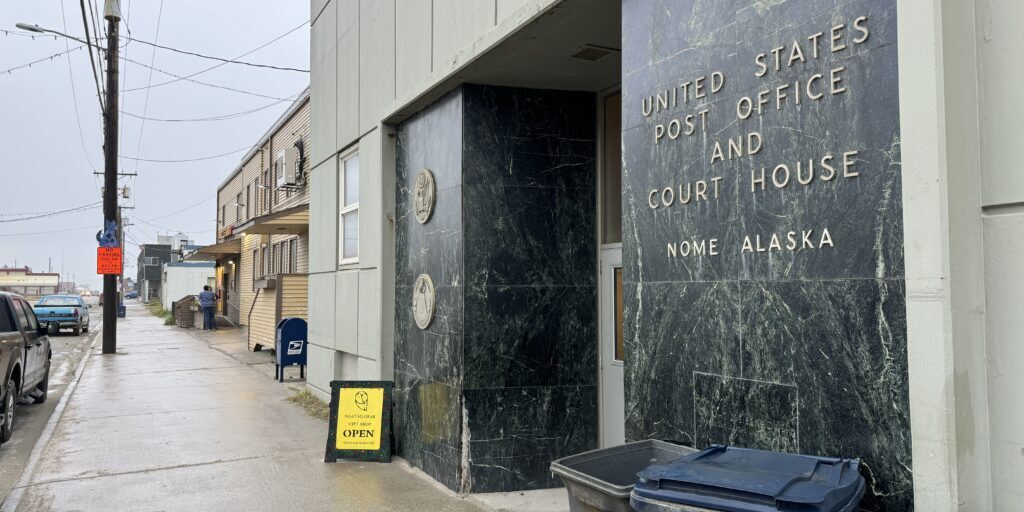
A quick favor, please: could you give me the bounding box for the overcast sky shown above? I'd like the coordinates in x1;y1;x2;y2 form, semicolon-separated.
0;1;309;289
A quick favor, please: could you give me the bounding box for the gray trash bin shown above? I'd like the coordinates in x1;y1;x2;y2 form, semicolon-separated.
550;440;698;512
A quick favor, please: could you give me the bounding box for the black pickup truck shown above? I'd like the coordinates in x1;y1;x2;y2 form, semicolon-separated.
0;292;52;444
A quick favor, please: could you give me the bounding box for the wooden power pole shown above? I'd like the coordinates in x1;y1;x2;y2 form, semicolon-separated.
101;0;121;354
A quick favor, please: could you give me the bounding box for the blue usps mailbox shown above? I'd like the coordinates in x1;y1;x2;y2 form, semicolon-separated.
275;317;308;383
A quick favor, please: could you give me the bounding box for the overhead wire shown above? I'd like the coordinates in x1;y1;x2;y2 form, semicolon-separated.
119;143;255;163
146;196;214;221
0;204;104;223
119;93;301;122
0;225;97;238
78;0;105;111
132;0;164;175
125;36;308;72
59;0;100;174
119;21;307;93
116;53;293;101
0;201;102;218
0;45;86;75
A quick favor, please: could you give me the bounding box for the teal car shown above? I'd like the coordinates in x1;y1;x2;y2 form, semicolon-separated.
33;295;90;336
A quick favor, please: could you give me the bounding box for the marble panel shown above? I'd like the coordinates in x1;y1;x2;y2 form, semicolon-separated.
464;184;597;288
463;285;597;389
692;373;799;452
463;385;598;492
739;278;911;511
393;373;464;491
622;1;907;509
623;281;742;444
462;85;596;190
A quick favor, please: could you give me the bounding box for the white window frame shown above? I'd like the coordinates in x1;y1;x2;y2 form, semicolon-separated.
338;148;360;266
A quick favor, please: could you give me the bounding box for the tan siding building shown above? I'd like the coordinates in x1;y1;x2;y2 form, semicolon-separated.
194;90;312;352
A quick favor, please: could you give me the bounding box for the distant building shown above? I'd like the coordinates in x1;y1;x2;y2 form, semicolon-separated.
135;245;172;302
157;233;194;252
0;267;59;300
160;262;215;312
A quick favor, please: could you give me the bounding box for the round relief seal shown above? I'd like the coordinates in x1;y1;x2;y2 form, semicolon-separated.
414;169;436;224
412;274;435;330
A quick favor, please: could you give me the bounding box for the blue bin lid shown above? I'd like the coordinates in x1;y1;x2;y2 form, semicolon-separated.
633;445;865;512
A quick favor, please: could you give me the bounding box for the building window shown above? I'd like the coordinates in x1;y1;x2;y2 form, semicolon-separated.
221;205;226;227
252;249;260;280
253;177;260;216
263;168;271;213
601;92;622;245
235;192;243;221
262;244;270;277
144;257;158;266
338;150;359;264
246;185;251;220
274;243;283;275
289;239;298;273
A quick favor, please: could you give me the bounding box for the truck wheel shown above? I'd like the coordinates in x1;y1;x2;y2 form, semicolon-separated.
73;327;81;336
1;379;16;443
83;325;89;333
34;360;49;404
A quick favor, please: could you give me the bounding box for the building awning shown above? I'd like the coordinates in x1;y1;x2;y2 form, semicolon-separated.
184;238;242;261
236;204;309;235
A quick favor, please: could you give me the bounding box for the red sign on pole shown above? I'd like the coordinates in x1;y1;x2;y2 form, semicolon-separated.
97;247;123;275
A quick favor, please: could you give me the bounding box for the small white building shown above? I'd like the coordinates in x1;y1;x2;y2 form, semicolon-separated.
161;262;215;312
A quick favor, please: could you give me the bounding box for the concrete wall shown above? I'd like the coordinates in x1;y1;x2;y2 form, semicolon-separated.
307;0;556;400
901;0;1024;509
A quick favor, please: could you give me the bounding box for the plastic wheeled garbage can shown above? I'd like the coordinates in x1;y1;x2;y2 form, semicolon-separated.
550;440;698;512
630;445;866;512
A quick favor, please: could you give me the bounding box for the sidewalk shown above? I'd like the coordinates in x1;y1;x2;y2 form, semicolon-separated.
2;303;567;512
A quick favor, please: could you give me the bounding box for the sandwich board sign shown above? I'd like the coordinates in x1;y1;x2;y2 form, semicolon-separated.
325;381;392;463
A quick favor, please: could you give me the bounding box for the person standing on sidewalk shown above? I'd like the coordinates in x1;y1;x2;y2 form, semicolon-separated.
199;285;218;331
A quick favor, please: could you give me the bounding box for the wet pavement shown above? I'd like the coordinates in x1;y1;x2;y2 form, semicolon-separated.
0;303;567;512
0;297;98;503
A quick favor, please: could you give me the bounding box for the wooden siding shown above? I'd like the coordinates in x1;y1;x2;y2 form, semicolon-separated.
248;285;277;350
239;234;262;327
278;274;309;321
216;97;311;244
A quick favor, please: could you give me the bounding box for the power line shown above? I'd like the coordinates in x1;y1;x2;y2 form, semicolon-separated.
79;0;104;111
119;21;307;94
0;204;102;222
146;196;214;221
117;53;294;100
120;93;299;122
0;45;86;75
134;216;215;234
125;36;308;72
0;225;96;238
133;0;164;175
0;201;101;218
60;0;99;174
119;143;254;163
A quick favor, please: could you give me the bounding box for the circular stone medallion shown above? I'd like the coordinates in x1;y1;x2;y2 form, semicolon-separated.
412;274;435;330
414;169;436;224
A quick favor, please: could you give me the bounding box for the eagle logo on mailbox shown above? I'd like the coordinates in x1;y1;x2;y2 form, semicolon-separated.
354;390;369;411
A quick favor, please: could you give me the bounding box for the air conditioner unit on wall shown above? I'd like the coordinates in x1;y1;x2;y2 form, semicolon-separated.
276;147;300;188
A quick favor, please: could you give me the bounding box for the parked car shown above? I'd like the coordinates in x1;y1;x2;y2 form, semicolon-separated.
33;295;90;336
0;292;52;444
125;290;138;299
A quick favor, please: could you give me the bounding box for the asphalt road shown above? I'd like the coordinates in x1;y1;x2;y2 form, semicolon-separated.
0;296;100;503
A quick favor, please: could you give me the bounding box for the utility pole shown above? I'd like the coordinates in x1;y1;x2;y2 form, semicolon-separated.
101;0;121;355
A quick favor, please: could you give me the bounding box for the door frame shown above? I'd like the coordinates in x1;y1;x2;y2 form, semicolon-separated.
596;86;623;447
